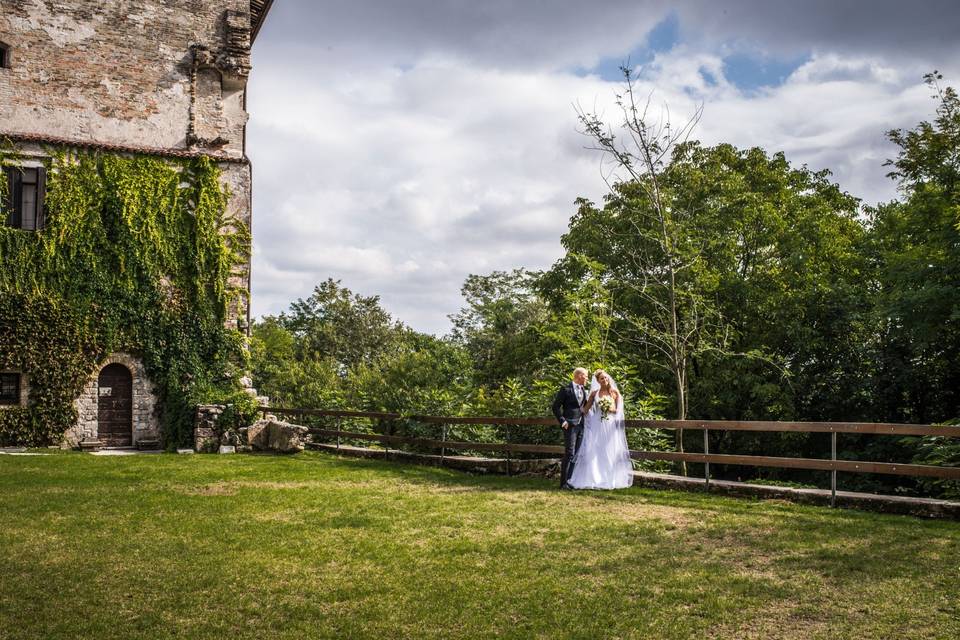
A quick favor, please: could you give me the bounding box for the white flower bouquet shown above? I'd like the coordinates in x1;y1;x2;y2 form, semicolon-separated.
598;396;615;421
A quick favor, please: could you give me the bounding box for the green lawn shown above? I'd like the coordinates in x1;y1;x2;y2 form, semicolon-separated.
1;451;958;639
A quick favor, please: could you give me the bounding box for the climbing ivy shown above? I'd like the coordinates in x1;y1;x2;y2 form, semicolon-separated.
0;143;252;447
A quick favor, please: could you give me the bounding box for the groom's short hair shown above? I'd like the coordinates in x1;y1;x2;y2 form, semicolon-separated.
573;367;588;377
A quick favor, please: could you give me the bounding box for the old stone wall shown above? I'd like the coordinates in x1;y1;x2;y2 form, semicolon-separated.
193;404;224;453
0;0;259;327
1;1;268;447
221;161;253;329
0;0;252;157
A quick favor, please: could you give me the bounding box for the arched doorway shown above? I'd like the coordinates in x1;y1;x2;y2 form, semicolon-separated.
97;363;133;447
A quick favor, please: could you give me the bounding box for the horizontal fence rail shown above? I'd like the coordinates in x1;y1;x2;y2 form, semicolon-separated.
258;407;960;504
260;408;960;437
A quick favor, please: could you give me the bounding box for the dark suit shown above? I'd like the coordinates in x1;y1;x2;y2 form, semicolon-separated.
552;381;587;487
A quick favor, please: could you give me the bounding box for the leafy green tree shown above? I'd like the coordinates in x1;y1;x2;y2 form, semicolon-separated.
251;280;474;423
865;72;960;424
282;278;406;373
551;140;867;421
348;329;472;415
449;269;553;387
574;69;714;430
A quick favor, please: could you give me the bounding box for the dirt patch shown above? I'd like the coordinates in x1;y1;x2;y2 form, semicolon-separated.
181;482;238;496
573;495;700;529
250;511;301;524
173;480;329;496
233;480;325;490
707;599;839;640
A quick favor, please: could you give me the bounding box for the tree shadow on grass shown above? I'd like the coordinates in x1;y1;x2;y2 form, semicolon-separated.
281;451;960;538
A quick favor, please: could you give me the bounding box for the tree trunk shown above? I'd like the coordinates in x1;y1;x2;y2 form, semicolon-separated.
675;362;688;476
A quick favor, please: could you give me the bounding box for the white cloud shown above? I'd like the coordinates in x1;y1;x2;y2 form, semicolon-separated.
247;2;959;335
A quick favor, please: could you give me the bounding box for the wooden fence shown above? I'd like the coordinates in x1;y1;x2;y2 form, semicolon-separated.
258;407;960;505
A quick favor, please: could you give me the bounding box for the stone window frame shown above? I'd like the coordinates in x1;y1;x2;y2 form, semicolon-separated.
2;164;46;231
0;371;28;408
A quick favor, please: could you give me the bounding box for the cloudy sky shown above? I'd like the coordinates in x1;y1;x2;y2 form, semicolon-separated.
246;0;960;335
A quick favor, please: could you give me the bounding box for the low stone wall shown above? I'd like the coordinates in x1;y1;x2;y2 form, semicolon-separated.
309;443;559;475
193;404;225;453
194;409;307;453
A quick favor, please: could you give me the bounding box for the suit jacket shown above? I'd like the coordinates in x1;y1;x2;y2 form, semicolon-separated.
552;381;587;426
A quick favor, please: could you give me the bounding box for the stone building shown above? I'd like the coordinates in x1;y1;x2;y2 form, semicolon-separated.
0;0;273;448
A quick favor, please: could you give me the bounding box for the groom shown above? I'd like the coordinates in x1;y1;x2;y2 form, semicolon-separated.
552;367;588;490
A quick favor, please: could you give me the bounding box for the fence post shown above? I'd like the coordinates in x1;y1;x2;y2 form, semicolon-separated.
336;417;341;450
505;424;512;477
704;427;710;491
831;431;837;508
440;423;446;466
383;417;390;461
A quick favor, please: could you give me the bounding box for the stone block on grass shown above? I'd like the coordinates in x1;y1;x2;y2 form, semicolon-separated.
245;418;309;453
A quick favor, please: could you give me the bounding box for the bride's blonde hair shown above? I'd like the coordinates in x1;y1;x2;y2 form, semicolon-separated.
594;369;618;394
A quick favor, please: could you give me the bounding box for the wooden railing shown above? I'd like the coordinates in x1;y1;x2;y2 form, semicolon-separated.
258;407;960;505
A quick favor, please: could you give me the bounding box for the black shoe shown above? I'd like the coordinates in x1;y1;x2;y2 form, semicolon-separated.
560;483;573;490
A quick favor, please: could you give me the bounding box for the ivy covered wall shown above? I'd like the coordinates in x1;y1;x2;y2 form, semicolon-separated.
0;145;254;447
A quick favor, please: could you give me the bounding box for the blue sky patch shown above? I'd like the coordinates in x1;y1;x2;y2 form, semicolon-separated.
575;12;681;81
572;10;809;93
722;51;810;92
700;66;719;87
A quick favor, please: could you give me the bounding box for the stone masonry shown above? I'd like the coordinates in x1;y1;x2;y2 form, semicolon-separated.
0;0;261;156
0;2;272;446
0;0;273;330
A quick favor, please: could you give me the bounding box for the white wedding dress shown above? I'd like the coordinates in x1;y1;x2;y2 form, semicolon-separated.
568;377;634;490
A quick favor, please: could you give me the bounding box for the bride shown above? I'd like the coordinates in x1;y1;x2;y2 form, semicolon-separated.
568;369;634;490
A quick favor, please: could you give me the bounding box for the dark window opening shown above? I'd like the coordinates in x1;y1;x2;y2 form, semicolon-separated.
3;166;46;231
0;42;8;68
0;373;20;406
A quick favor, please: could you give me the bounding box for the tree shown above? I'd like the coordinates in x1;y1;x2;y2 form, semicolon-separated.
281;278;405;373
449;269;553;387
573;68;722;471
249;317;344;408
348;329;473;415
660;142;867;423
550;140;866;476
251;279;475;416
864;72;960;423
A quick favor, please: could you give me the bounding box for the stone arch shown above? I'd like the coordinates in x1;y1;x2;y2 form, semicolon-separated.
67;352;160;448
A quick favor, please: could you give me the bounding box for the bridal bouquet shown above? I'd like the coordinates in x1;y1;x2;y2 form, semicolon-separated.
597;396;615;421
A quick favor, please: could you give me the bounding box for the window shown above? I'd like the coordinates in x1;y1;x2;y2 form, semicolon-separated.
0;42;8;69
3;166;46;231
0;373;20;406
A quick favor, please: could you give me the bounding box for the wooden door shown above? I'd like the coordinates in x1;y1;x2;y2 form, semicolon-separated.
98;364;132;446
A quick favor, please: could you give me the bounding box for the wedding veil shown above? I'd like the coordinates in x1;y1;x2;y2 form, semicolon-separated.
588;373;625;420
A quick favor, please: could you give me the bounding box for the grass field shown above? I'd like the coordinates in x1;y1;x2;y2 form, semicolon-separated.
1;450;958;639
